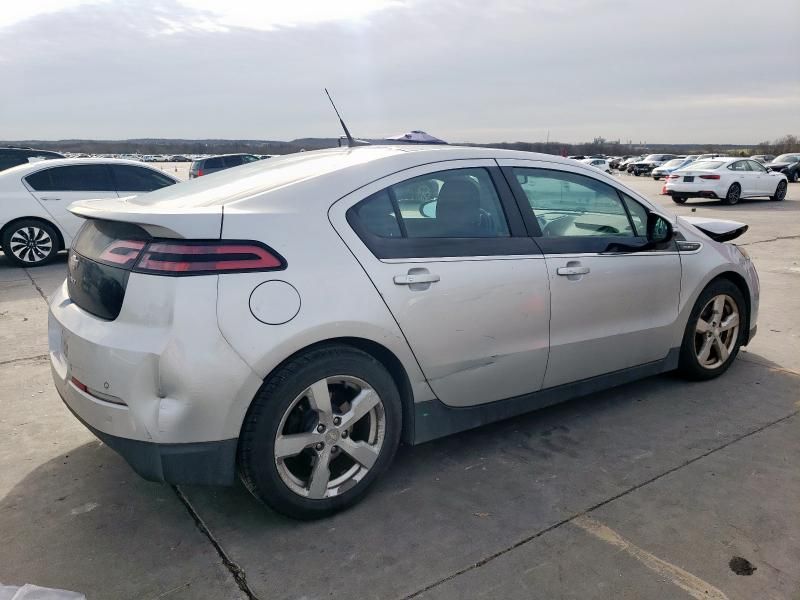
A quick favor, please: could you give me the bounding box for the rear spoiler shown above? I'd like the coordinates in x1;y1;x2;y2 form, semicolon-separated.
678;216;748;242
68;197;223;239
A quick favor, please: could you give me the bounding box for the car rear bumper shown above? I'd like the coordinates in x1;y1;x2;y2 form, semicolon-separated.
48;277;263;484
58;393;237;485
665;181;725;198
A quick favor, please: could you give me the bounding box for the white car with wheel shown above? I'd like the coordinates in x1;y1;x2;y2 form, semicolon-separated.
48;146;759;519
0;158;179;267
666;158;788;205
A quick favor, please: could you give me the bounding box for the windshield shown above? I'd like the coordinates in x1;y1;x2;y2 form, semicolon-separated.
774;154;800;163
662;159;684;168
686;161;723;170
643;154;660;162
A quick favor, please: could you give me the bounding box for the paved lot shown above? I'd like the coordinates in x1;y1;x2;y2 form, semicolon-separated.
1;171;798;599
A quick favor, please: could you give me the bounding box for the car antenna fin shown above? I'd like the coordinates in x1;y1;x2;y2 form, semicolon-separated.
325;88;369;147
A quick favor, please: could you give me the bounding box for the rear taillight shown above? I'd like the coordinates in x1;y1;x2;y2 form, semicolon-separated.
98;239;147;267
133;240;284;275
699;174;720;180
667;174;680;179
197;169;204;177
90;239;284;276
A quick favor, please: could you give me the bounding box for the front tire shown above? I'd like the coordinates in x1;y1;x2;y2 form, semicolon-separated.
722;183;741;205
238;345;402;520
1;219;59;267
678;280;746;381
789;170;798;183
771;180;787;201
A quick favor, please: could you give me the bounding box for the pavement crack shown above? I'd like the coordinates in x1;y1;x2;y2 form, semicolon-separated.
401;409;799;599
22;267;48;302
172;485;260;600
738;233;800;247
0;353;49;366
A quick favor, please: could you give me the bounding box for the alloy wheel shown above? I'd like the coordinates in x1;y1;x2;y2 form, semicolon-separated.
774;181;787;200
694;294;740;369
274;376;385;499
8;226;53;264
726;184;740;205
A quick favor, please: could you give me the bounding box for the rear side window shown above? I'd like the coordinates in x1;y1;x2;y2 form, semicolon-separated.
0;157;26;171
350;190;402;238
351;168;510;240
111;165;175;192
203;157;224;169
26;165;113;191
223;155;244;167
728;161;750;172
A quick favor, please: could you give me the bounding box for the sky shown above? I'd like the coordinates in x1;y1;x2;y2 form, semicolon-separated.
0;0;798;144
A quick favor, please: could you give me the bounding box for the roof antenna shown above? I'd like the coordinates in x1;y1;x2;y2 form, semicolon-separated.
325;88;369;147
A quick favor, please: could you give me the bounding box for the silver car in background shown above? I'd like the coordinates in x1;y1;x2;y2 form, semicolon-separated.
48;146;759;519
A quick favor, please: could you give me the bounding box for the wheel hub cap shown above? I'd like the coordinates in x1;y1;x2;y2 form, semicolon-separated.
274;376;385;499
9;226;53;264
694;294;740;369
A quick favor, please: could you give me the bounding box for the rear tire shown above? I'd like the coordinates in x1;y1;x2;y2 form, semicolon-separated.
678;279;746;381
1;219;59;267
238;345;402;520
789;170;798;183
671;195;687;204
722;183;741;205
770;180;787;201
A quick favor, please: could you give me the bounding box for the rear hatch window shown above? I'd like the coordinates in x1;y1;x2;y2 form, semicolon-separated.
68;220;151;320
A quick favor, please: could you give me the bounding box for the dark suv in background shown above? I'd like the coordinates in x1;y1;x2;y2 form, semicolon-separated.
189;153;261;178
0;147;65;172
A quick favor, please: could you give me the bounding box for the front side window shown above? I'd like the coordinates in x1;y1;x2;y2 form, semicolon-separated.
747;160;767;173
512;167;635;238
728;161;750;172
111;165;175;192
25;165;112;191
241;155;260;163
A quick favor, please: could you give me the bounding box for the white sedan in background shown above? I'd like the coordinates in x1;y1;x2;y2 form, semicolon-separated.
580;158;612;173
0;158;179;266
666;158;788;205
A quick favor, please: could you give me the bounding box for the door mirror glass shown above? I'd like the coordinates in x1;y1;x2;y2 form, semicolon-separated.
647;213;673;244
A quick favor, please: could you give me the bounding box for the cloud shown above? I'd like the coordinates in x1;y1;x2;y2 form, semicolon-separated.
0;0;798;143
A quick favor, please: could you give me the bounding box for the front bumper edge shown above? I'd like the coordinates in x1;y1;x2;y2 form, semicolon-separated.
59;392;238;486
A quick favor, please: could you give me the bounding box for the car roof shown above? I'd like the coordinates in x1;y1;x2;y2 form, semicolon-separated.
197;153;258;160
0;157;179;181
124;145;640;211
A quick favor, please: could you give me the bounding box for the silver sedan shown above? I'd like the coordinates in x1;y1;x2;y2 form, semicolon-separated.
48;146;759;519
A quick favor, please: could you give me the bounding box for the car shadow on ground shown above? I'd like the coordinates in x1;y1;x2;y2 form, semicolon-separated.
3;354;797;598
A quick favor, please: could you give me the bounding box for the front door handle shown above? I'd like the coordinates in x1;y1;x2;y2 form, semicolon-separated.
40;197;61;201
394;273;440;285
557;266;590;276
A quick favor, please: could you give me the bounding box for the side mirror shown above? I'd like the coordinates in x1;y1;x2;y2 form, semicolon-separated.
766;167;772;172
647;213;673;244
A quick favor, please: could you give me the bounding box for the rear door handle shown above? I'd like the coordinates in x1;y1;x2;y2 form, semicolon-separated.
394;273;441;285
557;266;590;276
